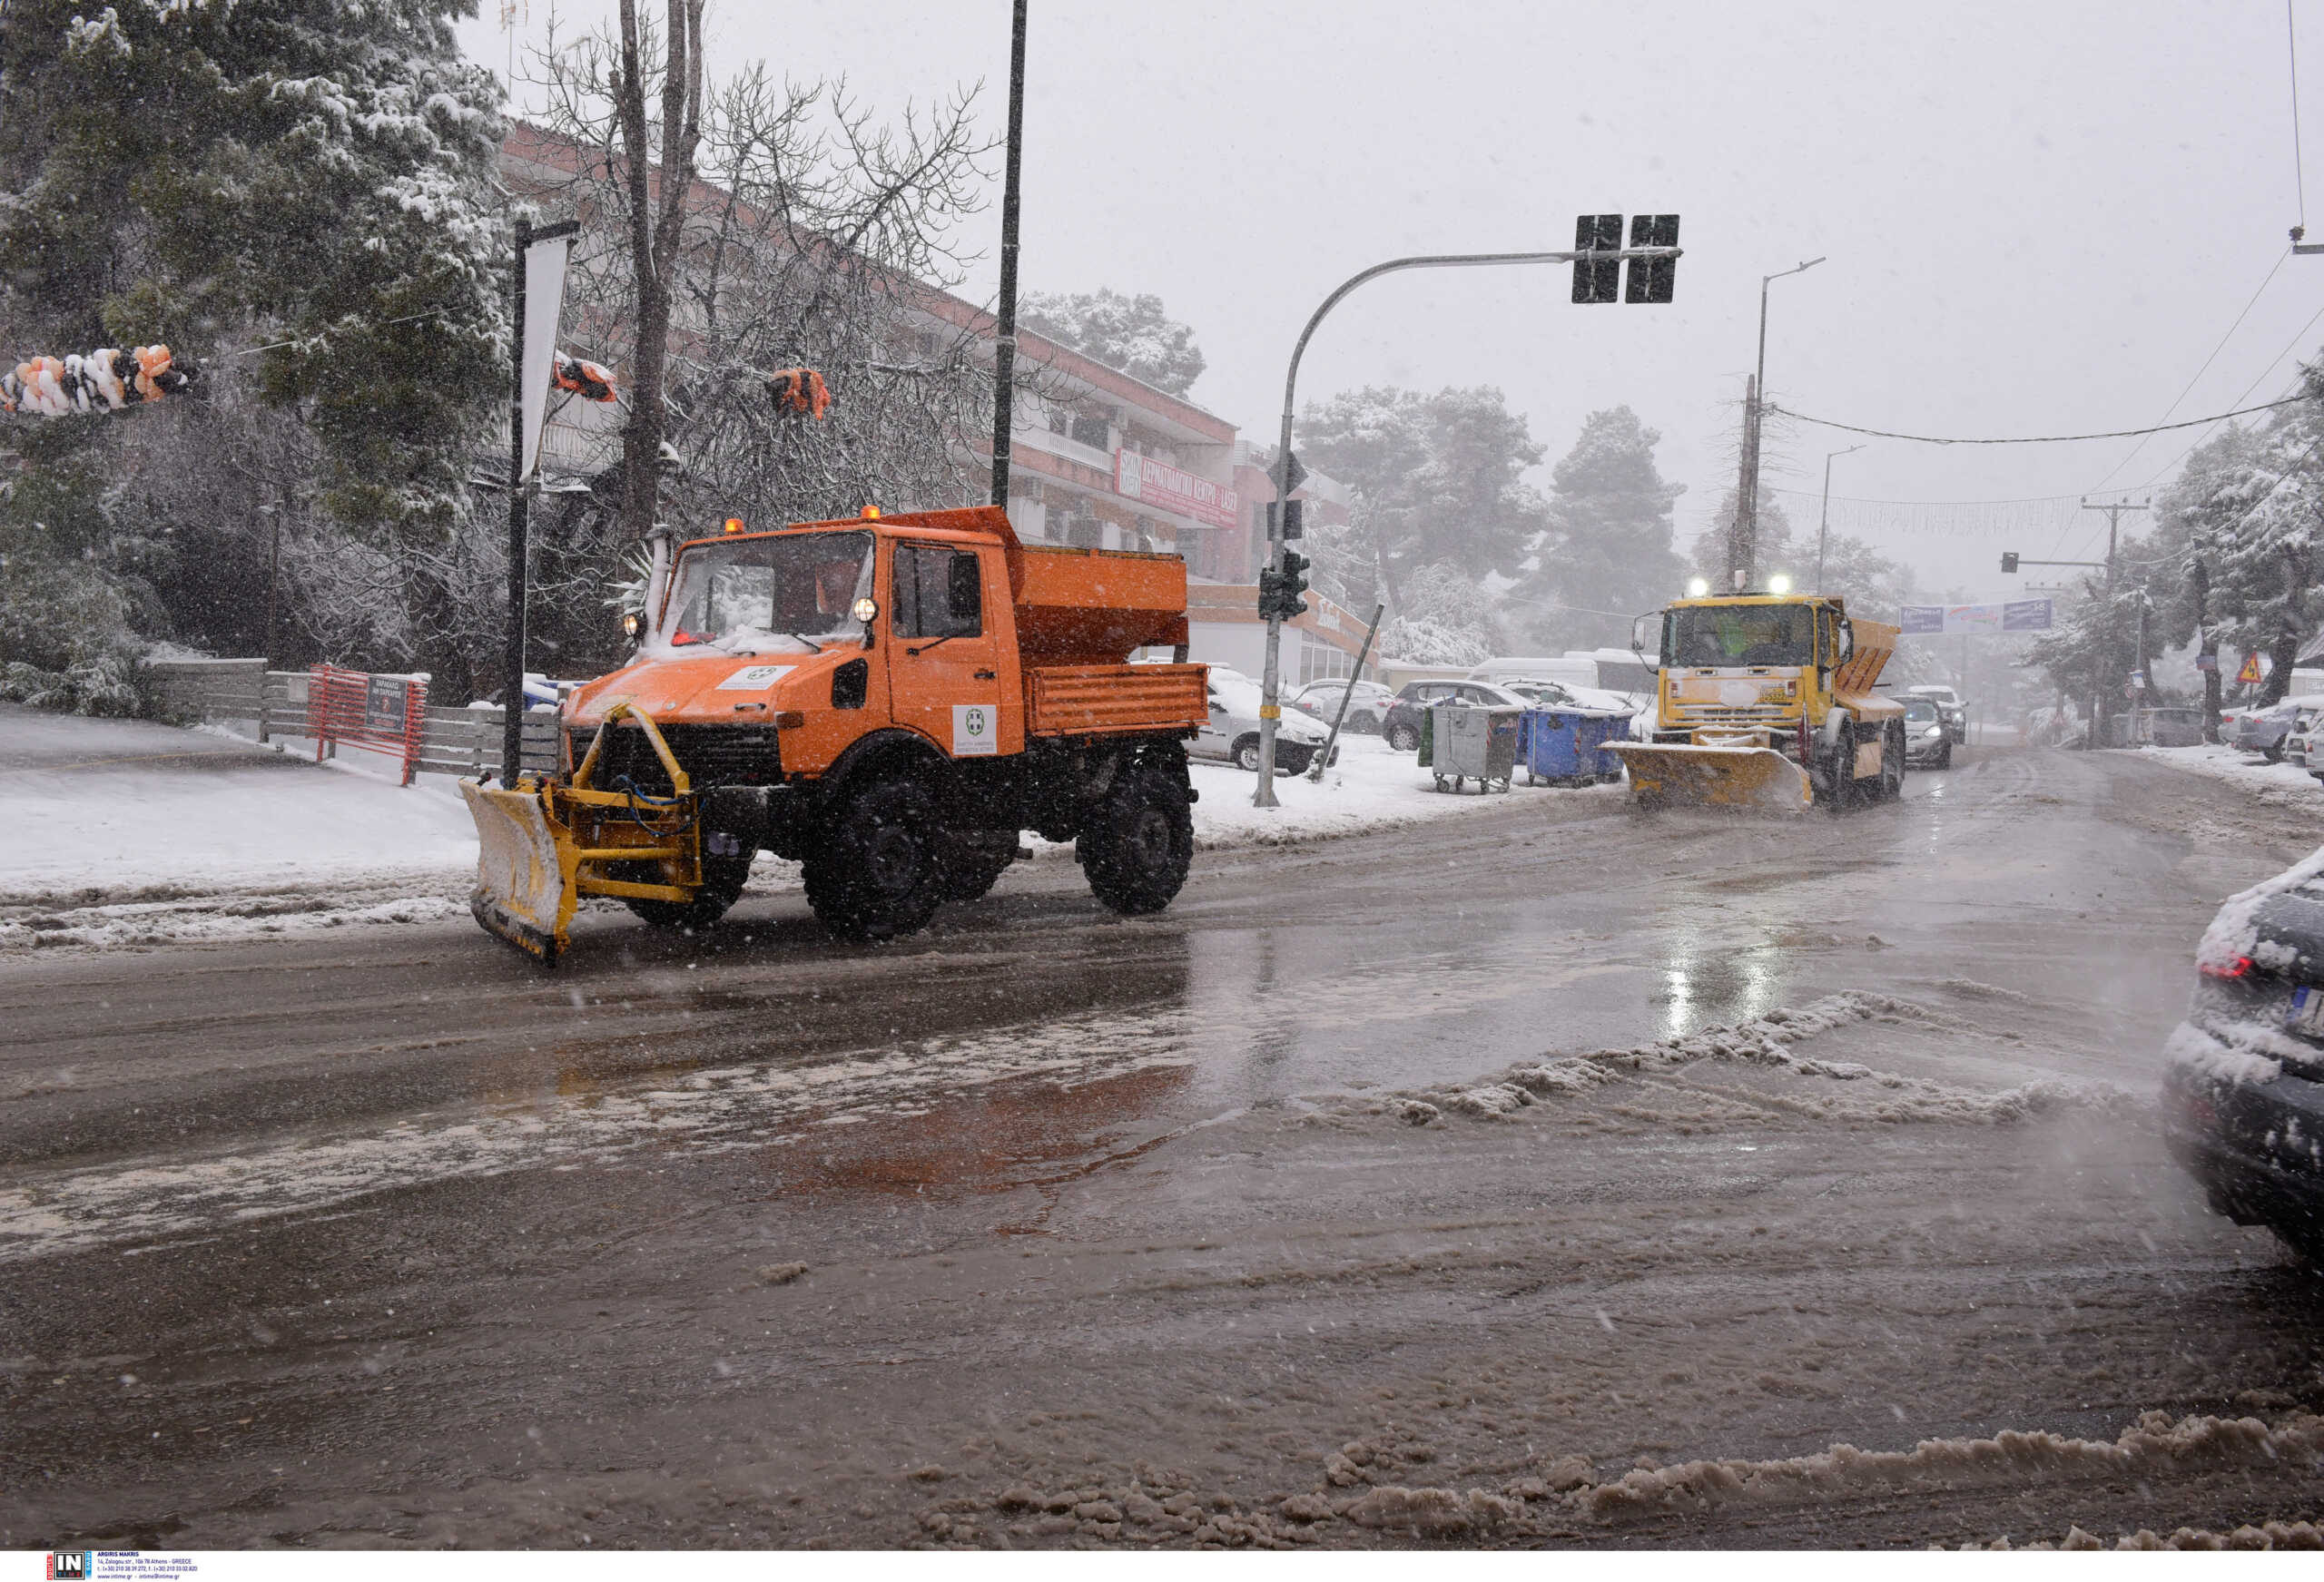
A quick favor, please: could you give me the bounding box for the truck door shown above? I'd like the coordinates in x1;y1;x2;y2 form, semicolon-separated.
888;541;1009;759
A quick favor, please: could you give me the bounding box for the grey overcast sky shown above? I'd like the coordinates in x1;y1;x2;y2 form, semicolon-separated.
461;1;2323;597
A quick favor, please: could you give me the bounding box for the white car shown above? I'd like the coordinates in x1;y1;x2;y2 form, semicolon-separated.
1195;668;1335;774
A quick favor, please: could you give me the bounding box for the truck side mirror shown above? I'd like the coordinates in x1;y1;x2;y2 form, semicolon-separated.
1836;620;1855;664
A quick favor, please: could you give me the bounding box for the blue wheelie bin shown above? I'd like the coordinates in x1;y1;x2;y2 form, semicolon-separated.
1521;707;1633;787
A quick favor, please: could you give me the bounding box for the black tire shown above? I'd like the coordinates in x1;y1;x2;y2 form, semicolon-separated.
1821;739;1854;815
1935;739;1953;770
1277;744;1314;775
1386;722;1420;752
2264;741;2285;764
1234;734;1263;771
1349;711;1381;734
1080;747;1195;915
802;776;946;941
1881;722;1905;801
624;853;753;932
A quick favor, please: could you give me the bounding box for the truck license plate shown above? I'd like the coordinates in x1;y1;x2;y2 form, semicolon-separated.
2288;985;2324;1037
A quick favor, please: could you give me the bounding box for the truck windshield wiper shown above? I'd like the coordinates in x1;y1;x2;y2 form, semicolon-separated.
788;633;826;653
907;634;956;656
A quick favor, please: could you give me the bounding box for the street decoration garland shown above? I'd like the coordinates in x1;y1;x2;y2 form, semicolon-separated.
3;346;195;417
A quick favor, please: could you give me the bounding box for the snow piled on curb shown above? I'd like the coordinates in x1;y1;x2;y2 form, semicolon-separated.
2143;742;2324;807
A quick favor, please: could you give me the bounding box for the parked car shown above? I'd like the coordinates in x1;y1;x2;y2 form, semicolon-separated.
1499;676;1637;714
1288;677;1395;734
1379;679;1530;752
2162;852;2324;1264
1194;667;1335;774
2281;704;2324;766
2234;697;2317;762
1902;695;1952;768
1905;684;1967;744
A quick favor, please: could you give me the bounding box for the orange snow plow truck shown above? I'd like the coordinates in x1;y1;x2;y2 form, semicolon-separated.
461;506;1207;964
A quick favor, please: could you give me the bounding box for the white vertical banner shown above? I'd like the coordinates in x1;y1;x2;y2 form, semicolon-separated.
517;235;573;482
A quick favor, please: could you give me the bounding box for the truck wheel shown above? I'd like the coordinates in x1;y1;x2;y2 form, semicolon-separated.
1881;723;1905;801
1081;748;1194;915
803;777;945;941
625;854;752;932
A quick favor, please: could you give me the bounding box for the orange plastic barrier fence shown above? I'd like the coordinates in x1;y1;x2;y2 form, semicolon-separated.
306;664;429;785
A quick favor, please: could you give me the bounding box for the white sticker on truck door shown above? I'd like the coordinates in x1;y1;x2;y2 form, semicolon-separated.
952;703;998;756
715;664;795;691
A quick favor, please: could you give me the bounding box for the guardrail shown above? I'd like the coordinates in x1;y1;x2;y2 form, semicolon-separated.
145;660;559;782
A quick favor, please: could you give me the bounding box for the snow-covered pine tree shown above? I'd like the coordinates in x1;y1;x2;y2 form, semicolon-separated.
1515;407;1684;648
0;0;506;701
1019;289;1205;397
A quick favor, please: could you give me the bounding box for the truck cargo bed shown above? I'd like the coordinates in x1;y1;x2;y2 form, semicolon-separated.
1028;663;1206;738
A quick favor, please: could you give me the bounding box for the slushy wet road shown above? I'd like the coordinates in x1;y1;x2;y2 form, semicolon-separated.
5;745;2322;1548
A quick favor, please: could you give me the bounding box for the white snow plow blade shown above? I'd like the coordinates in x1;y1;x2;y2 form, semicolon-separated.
1610;742;1812;811
461;780;577;965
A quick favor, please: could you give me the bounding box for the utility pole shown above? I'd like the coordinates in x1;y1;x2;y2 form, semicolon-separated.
1249;223;1683;806
2078;496;2149;748
986;0;1027;510
1726;378;1757;591
1814;443;1862;593
1734;256;1825;588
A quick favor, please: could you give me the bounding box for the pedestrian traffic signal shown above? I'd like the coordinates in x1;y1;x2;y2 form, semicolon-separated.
1624;214;1679;303
1264;499;1307;541
2001;552;2019;574
1572;213;1622;303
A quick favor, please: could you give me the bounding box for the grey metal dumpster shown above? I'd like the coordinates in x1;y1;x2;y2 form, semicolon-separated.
1426;703;1521;792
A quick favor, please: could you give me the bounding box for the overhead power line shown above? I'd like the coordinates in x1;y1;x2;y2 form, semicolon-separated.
1763;395;2307;447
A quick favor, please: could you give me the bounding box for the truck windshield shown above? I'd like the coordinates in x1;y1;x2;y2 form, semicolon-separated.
661;531;874;650
1666;604;1815;668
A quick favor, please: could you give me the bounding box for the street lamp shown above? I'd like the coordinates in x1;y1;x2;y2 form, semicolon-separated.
1813;443;1862;594
1248;229;1682;807
1733;256;1825;590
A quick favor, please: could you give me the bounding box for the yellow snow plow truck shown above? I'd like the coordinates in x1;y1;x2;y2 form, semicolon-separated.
1609;592;1905;811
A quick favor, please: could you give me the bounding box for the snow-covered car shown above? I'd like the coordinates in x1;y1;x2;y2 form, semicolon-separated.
1905;684;1967;744
1497;676;1638;715
2233;697;2315;762
1379;680;1529;752
1288;677;1394;734
2281;704;2324;767
1195;668;1335;774
1901;695;1952;769
2162;852;2324;1264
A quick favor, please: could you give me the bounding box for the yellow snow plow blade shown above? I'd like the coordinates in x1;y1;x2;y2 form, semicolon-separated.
1610;742;1812;811
461;779;579;964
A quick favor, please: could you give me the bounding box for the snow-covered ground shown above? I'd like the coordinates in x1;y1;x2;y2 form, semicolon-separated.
2141;742;2324;809
0;710;1591;953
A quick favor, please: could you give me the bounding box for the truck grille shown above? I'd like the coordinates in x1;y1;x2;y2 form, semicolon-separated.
1678;705;1795;722
571;722;781;794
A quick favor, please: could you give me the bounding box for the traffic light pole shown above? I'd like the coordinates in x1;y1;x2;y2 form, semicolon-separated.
1251;243;1679;807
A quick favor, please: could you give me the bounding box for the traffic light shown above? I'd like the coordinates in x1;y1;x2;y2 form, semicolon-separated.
1264;499;1306;540
767;366;831;419
1624;214;1679;303
1571;213;1622;303
2001;552;2020;574
1258;549;1311;622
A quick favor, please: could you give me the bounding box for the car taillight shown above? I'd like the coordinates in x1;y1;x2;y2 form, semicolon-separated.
2200;955;2256;980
